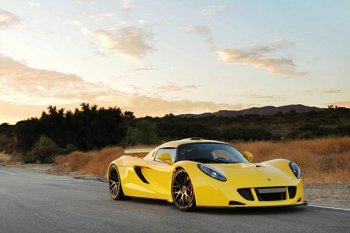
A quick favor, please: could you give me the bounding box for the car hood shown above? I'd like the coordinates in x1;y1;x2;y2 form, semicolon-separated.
204;163;297;187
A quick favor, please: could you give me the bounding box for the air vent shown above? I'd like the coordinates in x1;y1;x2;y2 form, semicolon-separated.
135;167;149;184
229;201;245;206
288;186;297;199
237;188;254;201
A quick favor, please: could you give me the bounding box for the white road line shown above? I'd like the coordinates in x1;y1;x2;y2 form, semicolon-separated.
0;170;17;175
309;204;350;212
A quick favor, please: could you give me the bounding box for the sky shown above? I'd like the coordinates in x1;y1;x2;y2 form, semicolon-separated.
0;0;349;123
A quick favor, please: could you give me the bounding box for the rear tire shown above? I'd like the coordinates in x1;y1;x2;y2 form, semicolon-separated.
108;165;129;200
171;168;196;211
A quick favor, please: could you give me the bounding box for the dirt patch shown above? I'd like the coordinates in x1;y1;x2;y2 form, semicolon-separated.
5;163;56;173
305;184;350;209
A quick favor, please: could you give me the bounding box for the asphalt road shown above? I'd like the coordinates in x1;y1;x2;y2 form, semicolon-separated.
0;167;349;233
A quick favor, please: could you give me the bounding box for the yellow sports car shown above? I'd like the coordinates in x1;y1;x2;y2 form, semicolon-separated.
107;138;305;211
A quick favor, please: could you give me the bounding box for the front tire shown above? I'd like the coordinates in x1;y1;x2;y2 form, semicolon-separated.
171;168;196;211
108;165;128;200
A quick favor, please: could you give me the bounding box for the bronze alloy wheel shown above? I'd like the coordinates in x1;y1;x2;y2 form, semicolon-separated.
171;168;196;211
108;165;128;200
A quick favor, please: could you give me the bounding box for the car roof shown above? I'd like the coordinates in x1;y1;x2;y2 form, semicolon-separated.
158;138;226;149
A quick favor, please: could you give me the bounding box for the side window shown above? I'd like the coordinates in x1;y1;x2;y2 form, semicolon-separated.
155;148;177;163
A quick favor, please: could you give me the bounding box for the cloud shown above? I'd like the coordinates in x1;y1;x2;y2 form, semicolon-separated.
0;54;108;105
89;13;113;22
0;101;51;124
65;19;83;26
217;41;307;77
184;25;210;34
28;2;41;7
158;83;199;92
133;64;155;71
320;89;341;94
184;25;213;45
0;54;243;123
247;93;286;101
300;90;313;94
137;19;157;27
83;26;155;60
122;0;132;12
0;9;21;28
202;5;225;17
74;0;95;5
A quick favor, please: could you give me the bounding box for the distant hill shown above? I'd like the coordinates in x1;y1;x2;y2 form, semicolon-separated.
178;104;323;117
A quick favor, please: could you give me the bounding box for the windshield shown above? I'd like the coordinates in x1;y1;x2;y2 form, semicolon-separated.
177;143;247;164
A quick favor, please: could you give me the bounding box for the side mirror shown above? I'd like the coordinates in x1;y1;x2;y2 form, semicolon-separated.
157;153;173;165
243;151;254;163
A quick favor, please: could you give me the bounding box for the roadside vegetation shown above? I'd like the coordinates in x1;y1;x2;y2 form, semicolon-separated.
1;103;349;164
54;137;350;184
1;103;349;184
233;137;350;184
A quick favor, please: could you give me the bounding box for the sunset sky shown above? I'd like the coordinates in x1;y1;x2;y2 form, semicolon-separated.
0;0;349;123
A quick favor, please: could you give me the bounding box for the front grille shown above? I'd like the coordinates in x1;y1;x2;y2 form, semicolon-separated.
237;188;254;201
236;186;297;202
288;186;297;199
255;187;286;201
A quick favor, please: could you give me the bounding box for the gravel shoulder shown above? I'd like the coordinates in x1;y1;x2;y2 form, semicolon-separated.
304;184;350;209
3;163;350;209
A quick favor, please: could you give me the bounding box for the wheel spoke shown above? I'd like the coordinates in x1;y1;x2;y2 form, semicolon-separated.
111;185;116;194
183;173;188;184
175;175;183;185
172;169;195;209
174;191;181;200
182;172;186;183
173;179;181;186
185;177;191;185
185;194;189;204
109;173;117;180
180;194;185;205
109;169;120;196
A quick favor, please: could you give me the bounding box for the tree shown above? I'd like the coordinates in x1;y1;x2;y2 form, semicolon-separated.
125;119;160;145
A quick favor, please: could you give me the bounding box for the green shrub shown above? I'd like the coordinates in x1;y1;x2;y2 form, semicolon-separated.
25;135;60;163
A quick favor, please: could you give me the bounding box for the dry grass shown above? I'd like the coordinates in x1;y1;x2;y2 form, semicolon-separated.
0;152;11;164
233;137;350;184
55;137;350;184
55;147;125;177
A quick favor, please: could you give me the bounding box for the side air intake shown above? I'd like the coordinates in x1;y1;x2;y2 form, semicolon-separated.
134;167;149;184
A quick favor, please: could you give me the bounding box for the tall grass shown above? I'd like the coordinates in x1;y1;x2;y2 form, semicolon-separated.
233;137;350;184
55;137;350;184
0;152;11;164
55;147;124;177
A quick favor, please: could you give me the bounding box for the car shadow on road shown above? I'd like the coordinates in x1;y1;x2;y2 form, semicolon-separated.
122;197;308;215
125;197;170;206
196;205;308;216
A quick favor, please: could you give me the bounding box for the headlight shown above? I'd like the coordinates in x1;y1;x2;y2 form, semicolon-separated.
197;164;227;181
289;162;301;179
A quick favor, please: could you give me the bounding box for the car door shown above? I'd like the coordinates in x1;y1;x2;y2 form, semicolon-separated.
141;148;176;199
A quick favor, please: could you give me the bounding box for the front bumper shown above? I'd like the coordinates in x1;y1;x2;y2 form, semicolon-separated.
194;179;304;207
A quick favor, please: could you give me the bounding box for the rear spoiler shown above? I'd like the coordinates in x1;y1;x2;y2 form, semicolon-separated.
124;148;153;158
